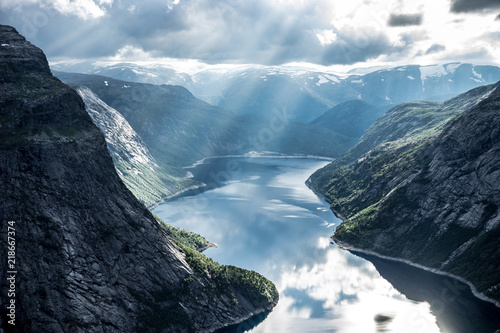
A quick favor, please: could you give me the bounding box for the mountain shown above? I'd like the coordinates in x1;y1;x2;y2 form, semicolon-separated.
314;83;497;172
51;61;500;123
71;80;354;207
54;72;356;207
54;71;239;167
54;71;354;161
307;81;500;304
309;100;385;139
73;85;199;207
0;25;278;332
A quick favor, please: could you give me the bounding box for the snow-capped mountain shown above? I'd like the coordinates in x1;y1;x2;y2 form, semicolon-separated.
51;61;500;123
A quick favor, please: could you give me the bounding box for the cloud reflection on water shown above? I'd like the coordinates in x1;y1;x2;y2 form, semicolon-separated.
154;158;440;333
261;245;440;333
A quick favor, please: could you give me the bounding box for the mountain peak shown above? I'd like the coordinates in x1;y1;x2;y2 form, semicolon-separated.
0;25;51;79
0;25;96;146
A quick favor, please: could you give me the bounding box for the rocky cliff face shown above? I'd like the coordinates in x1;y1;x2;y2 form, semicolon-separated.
0;25;277;332
308;81;500;303
74;85;198;207
52;71;354;208
54;71;354;167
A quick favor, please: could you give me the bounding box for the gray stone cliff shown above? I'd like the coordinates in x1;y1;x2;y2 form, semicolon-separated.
309;80;500;303
0;25;277;333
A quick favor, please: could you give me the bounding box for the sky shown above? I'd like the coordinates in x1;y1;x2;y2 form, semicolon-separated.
1;0;500;72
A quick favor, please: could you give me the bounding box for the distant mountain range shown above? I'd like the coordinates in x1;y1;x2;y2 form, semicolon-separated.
52;61;500;123
51;62;500;207
308;81;500;305
309;100;386;139
54;71;356;206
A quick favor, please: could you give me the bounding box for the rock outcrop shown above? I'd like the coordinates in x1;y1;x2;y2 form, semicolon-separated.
74;85;198;207
308;81;500;303
0;25;277;332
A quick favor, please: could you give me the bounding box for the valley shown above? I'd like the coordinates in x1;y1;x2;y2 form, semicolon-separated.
52;49;500;332
1;6;500;331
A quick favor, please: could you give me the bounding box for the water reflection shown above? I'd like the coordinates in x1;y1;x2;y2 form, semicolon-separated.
153;158;498;333
354;252;500;333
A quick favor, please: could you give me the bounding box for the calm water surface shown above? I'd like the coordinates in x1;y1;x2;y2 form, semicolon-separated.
153;157;500;333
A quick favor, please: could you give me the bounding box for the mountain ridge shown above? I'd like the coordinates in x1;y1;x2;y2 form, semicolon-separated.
0;24;278;332
54;70;356;206
307;81;500;305
51;61;500;123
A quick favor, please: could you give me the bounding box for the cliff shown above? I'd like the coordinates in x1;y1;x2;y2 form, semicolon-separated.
0;25;277;332
73;85;198;207
308;81;500;303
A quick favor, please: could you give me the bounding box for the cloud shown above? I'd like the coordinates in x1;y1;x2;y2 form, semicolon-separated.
1;0;499;68
316;30;338;46
425;44;446;54
51;0;108;19
387;13;423;27
0;0;113;20
450;0;500;13
496;13;500;20
112;45;153;60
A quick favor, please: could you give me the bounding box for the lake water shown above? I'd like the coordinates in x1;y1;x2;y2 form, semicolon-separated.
153;157;500;333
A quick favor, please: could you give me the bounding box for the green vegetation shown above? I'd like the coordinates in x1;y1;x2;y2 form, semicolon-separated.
114;158;198;208
153;214;215;252
309;139;430;219
176;240;278;307
308;81;500;302
131;216;278;332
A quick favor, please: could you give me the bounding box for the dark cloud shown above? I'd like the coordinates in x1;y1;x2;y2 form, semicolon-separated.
425;44;446;54
496;13;500;20
0;0;458;66
388;14;423;27
450;0;500;13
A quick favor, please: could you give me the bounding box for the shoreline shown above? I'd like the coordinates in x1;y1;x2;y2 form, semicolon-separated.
148;154;335;209
332;237;500;309
184;152;335;169
147;183;206;210
306;180;500;310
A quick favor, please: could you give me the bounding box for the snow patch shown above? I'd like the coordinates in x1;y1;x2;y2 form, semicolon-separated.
131;68;159;78
104;81;108;86
316;75;329;86
407;75;415;80
445;63;461;73
324;74;340;83
351;79;363;84
472;68;483;80
420;65;447;80
1;43;9;47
